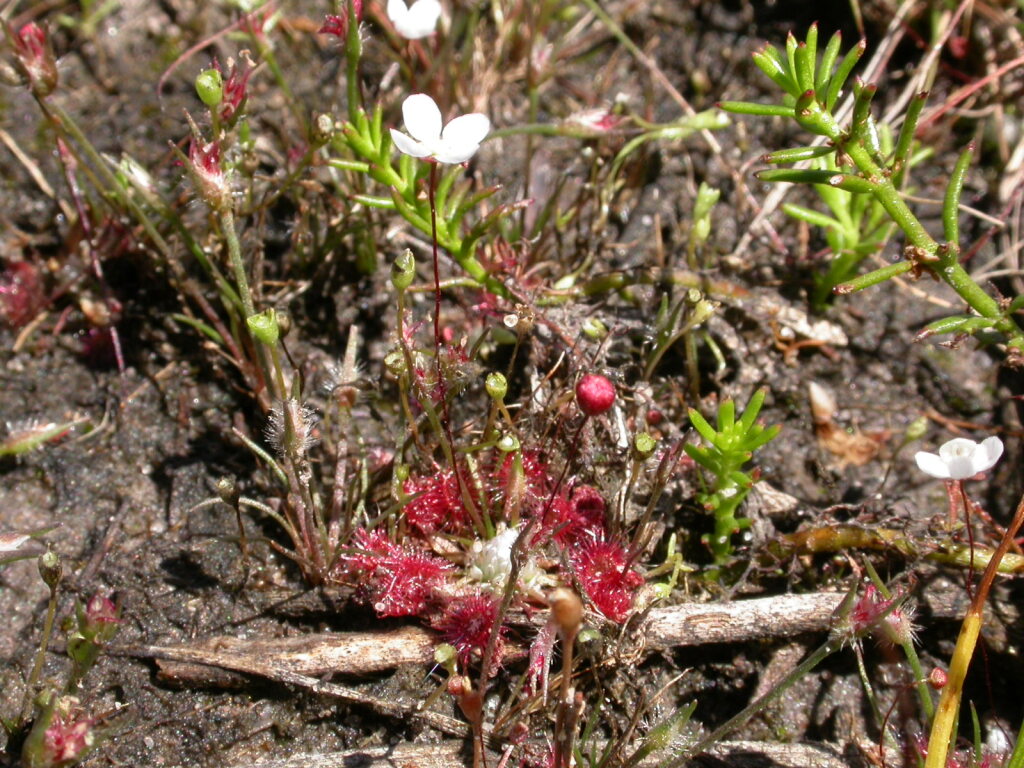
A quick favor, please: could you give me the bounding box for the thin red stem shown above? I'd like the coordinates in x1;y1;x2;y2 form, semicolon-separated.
956;479;976;599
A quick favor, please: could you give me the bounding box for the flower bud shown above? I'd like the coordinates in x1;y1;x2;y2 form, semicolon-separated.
219;60;251;124
247;309;280;345
549;587;583;640
575;373;615;417
195;68;223;108
391;249;416;292
186;132;230;210
11;23;58;97
38;550;61;590
485;372;507;401
80;593;120;643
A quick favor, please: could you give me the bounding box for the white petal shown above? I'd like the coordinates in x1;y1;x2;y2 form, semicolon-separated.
399;0;441;39
389;128;432;158
915;451;951;479
433;113;489;163
944;455;977;480
386;0;409;25
441;113;490;146
972;436;1004;474
401;93;442;143
937;438;982;479
0;533;31;553
432;139;479;164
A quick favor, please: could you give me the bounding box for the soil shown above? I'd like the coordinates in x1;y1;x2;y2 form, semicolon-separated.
1;1;1023;767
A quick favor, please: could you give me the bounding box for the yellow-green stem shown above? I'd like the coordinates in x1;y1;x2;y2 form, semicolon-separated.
924;491;1024;768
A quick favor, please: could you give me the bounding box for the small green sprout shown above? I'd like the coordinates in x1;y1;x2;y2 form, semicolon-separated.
0;415;90;458
685;389;780;563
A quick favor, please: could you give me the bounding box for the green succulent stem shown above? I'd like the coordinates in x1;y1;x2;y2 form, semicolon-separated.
724;27;1024;353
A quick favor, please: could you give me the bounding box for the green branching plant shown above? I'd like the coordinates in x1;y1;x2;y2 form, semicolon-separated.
684;389;780;564
779;124;928;309
720;24;1024;360
643;182;721;395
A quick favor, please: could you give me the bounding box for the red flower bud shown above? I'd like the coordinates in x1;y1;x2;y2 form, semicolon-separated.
219;60;251;125
575;373;615;417
319;1;363;38
11;22;58;97
39;698;95;766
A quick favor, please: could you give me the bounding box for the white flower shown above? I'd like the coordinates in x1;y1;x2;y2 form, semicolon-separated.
467;526;518;586
467;525;543;590
390;93;490;165
914;436;1003;480
387;0;441;40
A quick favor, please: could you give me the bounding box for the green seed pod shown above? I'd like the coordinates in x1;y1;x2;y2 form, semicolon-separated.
581;317;608;340
394;463;410;483
434;643;457;671
391;249;416;292
485;372;507;401
247;309;280;346
196;68;224;108
496;433;520;453
633;432;657;457
383;348;406;376
312;113;335;147
39;550;62;590
904;416;928;443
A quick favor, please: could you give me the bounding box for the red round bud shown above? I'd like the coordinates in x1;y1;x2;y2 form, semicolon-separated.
576;374;615;417
928;668;947;689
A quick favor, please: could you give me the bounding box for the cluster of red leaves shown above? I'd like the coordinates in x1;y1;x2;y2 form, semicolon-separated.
569;538;644;622
911;733;1006;768
342;529;452;617
0;260;47;329
348;450;644;643
402;470;469;534
433;593;505;671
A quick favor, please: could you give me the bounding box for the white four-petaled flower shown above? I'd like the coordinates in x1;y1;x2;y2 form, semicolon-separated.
390;93;490;165
914;436;1003;480
387;0;441;40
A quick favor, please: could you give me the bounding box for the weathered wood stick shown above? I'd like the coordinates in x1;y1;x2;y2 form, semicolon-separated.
227;739;851;768
124;586;981;687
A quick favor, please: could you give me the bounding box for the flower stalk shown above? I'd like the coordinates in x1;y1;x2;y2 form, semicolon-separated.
924;491;1024;768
